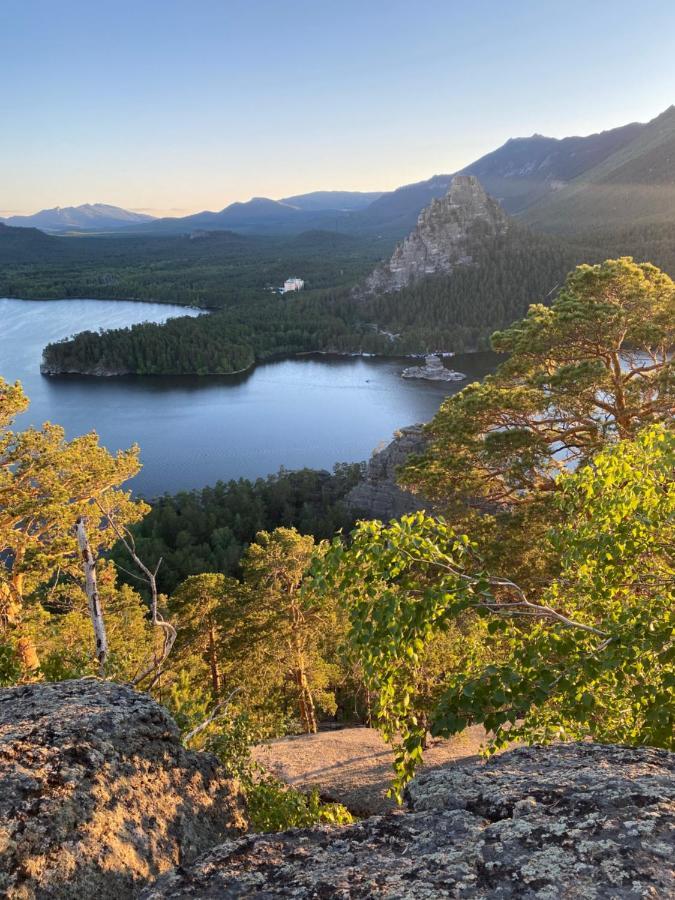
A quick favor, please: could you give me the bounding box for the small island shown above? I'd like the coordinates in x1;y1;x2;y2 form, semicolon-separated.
401;354;465;382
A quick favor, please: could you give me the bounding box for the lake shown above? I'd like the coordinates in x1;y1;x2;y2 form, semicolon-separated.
1;298;498;497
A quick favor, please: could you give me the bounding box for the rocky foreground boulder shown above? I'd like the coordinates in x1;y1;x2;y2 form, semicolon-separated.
0;679;244;900
143;743;674;899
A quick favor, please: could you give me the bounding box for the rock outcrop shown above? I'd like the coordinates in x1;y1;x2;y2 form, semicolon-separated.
401;354;466;381
345;425;432;520
0;679;244;900
361;174;510;295
142;743;674;898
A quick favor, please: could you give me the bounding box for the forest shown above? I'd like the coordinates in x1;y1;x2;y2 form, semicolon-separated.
2;257;673;827
40;219;675;375
41;223;584;374
0;225;390;308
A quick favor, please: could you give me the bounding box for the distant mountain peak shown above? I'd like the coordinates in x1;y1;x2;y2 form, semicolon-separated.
2;203;156;231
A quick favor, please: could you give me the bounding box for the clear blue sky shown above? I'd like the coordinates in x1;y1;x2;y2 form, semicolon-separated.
2;0;674;216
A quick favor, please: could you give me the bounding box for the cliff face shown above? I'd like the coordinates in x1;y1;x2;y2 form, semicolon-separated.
142;743;675;898
362;175;510;295
0;680;244;900
345;425;432;520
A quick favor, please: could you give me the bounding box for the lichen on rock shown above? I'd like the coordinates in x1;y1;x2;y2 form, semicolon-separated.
142;743;674;899
0;679;244;900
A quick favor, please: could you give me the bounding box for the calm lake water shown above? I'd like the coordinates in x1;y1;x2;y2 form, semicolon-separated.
1;298;498;497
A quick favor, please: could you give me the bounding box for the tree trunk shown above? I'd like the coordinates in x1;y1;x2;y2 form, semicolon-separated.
16;636;40;672
207;621;221;698
76;517;108;677
294;660;317;734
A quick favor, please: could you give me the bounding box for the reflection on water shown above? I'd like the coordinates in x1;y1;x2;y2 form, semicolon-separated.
1;298;499;497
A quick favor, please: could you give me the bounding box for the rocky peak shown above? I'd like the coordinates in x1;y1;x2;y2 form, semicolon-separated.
362;174;510;295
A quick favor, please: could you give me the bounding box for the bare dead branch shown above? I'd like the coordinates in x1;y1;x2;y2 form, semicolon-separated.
183;687;243;744
94;499;176;686
75;517;108;677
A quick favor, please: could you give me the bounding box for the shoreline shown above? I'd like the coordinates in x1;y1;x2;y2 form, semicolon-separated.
0;294;213;312
40;347;480;379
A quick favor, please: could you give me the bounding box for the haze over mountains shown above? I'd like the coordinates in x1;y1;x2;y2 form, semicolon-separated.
2;192;382;235
363;105;675;236
1;203;156;232
118;104;675;238
3;105;674;240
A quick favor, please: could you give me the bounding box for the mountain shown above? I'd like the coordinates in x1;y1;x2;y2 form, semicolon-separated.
521;106;675;232
120;193;383;236
119;197;345;236
355;107;675;236
13;107;672;240
361;175;510;294
2;203;156;232
354;175;581;353
460;122;644;215
279;190;383;211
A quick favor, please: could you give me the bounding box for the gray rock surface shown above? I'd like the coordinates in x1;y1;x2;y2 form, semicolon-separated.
401;354;466;381
0;679;244;900
345;424;432;520
362;174;510;295
142;743;674;899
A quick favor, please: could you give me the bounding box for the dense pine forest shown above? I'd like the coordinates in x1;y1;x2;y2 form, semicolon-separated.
36;211;675;376
0;225;389;308
111;465;363;596
41;224;585;373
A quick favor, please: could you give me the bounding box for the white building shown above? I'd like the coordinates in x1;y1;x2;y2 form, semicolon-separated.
282;277;304;293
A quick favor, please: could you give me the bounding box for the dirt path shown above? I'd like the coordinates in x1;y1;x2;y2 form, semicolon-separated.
252;725;488;815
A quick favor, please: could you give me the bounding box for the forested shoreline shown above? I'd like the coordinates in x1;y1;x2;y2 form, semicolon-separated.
38;219;675;377
41;225;585;375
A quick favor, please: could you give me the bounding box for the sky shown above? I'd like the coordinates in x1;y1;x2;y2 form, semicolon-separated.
2;0;675;217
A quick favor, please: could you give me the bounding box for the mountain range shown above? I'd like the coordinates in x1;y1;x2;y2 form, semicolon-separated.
361;106;675;236
1;192;382;235
124;104;674;238
4;106;674;239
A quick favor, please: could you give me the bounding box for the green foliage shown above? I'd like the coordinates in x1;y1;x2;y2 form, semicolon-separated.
0;641;21;686
319;513;486;799
402;257;674;508
113;464;362;596
360;225;582;353
246;778;353;833
0;228;387;309
168;673;353;833
322;426;674;797
39;227;580;374
0;378;151;678
400;257;675;597
238;528;342;734
163;527;348;739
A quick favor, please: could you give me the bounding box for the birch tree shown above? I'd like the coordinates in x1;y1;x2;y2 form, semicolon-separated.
0;377;147;674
